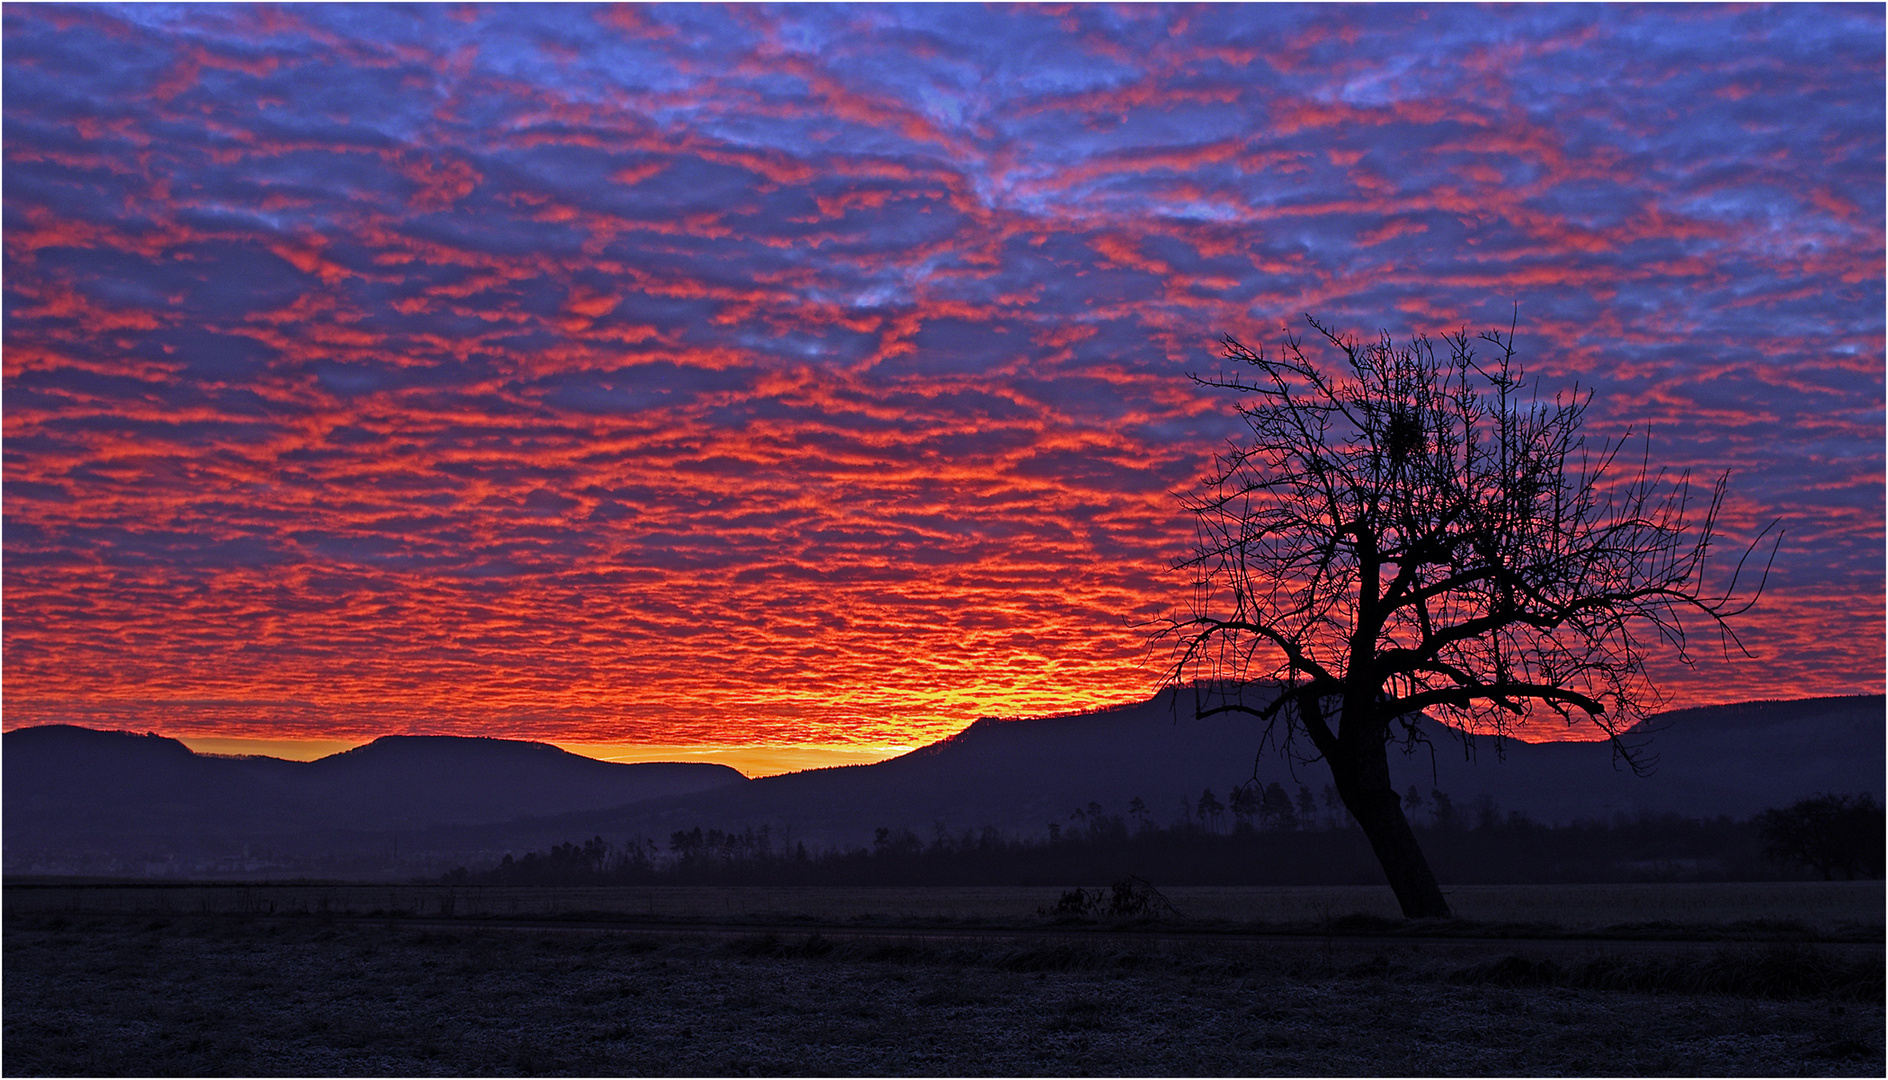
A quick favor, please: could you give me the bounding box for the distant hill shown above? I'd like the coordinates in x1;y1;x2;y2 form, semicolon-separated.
2;726;744;874
4;692;1879;878
286;735;747;827
436;691;1887;855
3;726;307;840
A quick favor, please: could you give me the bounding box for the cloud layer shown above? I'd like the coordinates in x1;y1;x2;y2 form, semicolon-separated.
5;4;1881;750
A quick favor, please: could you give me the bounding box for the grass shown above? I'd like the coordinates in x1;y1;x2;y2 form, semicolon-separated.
7;879;1881;936
6;911;1881;1076
1446;944;1883;1000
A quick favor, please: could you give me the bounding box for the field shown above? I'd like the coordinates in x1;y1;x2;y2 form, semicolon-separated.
9;879;1882;929
6;881;1882;1076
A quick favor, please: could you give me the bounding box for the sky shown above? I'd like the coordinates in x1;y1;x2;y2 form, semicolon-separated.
4;3;1882;773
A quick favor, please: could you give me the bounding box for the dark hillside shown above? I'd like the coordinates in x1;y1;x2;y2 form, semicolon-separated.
3;727;744;874
2;727;312;840
495;692;1884;853
4;692;1877;878
289;735;747;827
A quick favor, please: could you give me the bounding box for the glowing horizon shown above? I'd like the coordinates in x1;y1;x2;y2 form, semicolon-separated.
168;734;918;778
4;6;1882;754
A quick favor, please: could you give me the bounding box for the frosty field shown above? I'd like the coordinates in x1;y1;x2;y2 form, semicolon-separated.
5;881;1881;1076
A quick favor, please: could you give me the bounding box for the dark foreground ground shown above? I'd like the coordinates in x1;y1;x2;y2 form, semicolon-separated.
5;910;1881;1076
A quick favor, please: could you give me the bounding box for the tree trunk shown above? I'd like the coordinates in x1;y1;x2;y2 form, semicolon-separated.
1327;738;1452;919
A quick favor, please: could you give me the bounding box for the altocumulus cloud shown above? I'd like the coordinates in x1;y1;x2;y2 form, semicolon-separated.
3;4;1880;749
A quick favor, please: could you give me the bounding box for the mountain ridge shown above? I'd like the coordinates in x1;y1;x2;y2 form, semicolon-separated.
3;726;746;874
4;692;1880;878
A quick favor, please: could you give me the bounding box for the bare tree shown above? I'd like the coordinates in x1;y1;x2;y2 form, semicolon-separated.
1161;315;1775;917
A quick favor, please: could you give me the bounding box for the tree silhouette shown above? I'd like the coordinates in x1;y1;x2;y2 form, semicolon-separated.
1755;794;1884;880
1197;787;1225;833
1295;784;1319;826
1162;315;1775;917
1229;783;1260;831
1261;781;1297;830
1127;795;1151;832
1429;789;1457;833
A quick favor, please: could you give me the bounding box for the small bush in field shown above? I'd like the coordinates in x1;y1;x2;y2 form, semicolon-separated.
1038;875;1183;921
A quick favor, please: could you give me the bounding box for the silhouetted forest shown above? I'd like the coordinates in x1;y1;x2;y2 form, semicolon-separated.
447;790;1881;888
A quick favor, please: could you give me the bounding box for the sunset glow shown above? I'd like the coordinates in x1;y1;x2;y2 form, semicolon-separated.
4;5;1882;760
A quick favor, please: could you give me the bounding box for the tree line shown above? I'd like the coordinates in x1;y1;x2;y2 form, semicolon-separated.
443;792;1881;889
